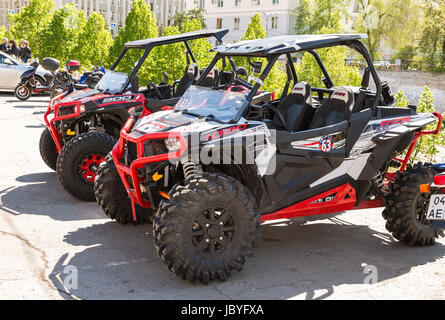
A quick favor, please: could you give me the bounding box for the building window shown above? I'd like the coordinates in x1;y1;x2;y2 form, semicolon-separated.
252;0;260;5
217;18;222;29
272;0;279;3
200;0;205;8
217;0;223;7
234;17;240;30
234;0;241;6
271;16;278;29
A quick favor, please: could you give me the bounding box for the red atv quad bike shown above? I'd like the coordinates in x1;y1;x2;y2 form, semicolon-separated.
40;29;229;201
95;34;444;283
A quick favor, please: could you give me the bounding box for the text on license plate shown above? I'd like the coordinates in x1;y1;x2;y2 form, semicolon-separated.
426;194;445;220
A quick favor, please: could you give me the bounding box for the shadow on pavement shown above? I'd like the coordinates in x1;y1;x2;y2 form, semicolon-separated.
50;217;445;300
13;104;48;108
25;124;46;128
0;172;104;221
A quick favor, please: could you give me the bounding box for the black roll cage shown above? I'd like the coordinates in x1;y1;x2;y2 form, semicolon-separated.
109;29;229;93
197;39;383;113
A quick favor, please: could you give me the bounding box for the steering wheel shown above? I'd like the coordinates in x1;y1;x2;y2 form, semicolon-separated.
263;104;287;129
147;81;163;99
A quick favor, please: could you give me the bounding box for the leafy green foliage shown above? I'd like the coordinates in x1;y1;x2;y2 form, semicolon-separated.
354;0;423;60
292;0;346;34
172;7;207;30
419;0;445;72
0;26;6;39
71;12;112;68
7;0;54;59
295;27;362;88
241;14;266;41
107;0;158;74
139;18;213;85
394;90;408;108
39;3;85;64
235;14;287;97
395;87;445;163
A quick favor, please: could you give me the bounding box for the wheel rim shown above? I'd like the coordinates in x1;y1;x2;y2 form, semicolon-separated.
78;153;105;184
191;207;236;256
17;85;29;98
416;192;432;226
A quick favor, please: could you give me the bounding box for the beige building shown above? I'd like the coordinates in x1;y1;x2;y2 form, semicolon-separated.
0;0;186;36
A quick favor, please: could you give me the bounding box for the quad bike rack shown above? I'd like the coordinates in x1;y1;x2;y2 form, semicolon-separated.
387;112;443;179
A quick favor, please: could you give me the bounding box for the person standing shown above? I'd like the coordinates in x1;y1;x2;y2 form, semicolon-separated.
19;40;32;63
7;39;19;58
0;37;8;52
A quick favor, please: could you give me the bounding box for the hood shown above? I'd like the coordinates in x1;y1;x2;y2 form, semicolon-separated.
60;89;103;103
131;110;269;146
133;110;220;136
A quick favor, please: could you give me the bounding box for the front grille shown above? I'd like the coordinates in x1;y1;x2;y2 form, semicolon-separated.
125;141;137;165
58;105;76;116
143;139;168;157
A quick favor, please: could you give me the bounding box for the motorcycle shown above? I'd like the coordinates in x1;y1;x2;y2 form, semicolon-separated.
78;66;105;88
48;64;105;99
15;58;105;100
14;58;57;101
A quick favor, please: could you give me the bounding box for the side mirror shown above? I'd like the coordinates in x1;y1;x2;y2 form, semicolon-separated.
3;58;13;65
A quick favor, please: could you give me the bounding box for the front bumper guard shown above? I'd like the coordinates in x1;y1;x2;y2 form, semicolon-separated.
112;117;187;220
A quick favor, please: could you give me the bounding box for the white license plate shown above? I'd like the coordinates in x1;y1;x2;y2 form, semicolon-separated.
426;194;445;220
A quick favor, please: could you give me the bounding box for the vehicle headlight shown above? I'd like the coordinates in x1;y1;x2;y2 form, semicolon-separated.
59;105;76;116
164;138;180;152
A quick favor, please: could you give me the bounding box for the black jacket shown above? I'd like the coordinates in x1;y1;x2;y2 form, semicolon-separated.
19;47;31;60
8;45;19;57
0;43;7;53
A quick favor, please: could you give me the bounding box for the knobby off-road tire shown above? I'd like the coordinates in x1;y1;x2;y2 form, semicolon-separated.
56;131;117;201
383;162;445;246
94;153;154;224
153;173;260;284
39;128;58;171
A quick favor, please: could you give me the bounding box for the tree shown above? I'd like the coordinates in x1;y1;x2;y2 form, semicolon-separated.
148;18;214;84
172;7;207;30
182;19;213;68
295;27;362;88
395;87;445;163
241;14;266;41
72;12;112;67
293;0;346;34
354;0;423;59
419;0;445;72
7;0;54;59
238;14;287;97
0;26;6;39
39;4;85;63
107;0;158;76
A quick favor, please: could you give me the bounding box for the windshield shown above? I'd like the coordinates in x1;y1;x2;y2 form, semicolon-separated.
95;70;128;94
175;86;247;123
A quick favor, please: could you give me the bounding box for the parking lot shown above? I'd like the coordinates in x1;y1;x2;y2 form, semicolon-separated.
0;92;444;300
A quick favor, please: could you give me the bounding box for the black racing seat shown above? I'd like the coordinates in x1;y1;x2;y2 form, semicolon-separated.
199;67;218;88
309;87;355;129
273;82;315;132
173;63;199;97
